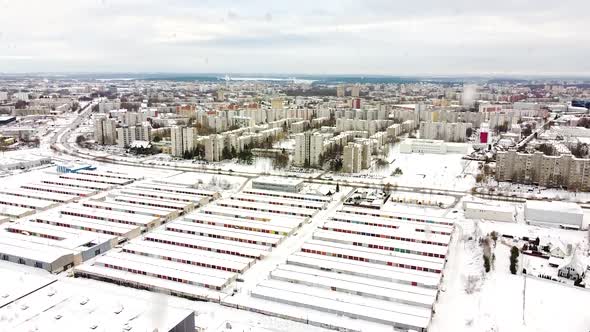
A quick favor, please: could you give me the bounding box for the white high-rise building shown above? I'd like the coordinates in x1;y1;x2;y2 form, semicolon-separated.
182;127;197;154
94;115;117;145
343;143;362;173
360;141;371;169
171;126;183;157
351;85;360;97
116;126;132;148
294;132;324;167
0;91;8;101
204;134;224;162
419;121;472;142
170;126;197;157
14;92;29;101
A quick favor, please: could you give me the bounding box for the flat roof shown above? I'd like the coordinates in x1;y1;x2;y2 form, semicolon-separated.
93;252;233;288
302;240;444;272
0;188;77;203
185;212;293;235
119;188;205;203
0;267;194;332
242;188;331;202
33;212;139;236
58;173;132;185
137;181;219;197
288;252;440;287
167;221;282;246
261;277;432;315
146;230;268;259
199;205;304;228
252;282;430;329
7;221;115;245
0;203;34;217
0;262;57;308
124;240;251;272
75;263;222;301
0;193;56;210
77;170;143;180
0;233;74;264
525;200;583;214
323;219;451;245
231;193;325;209
464;201;515;213
270;267;435;307
41;177;112;190
253;176;304;186
313;229;448;256
308;237;445;265
331;212;454;234
134;238;253;265
276;263;437;296
111;194;189;210
340;206;455;226
216;199;316;217
21;183;96;196
83;200;176;217
60;205;159;226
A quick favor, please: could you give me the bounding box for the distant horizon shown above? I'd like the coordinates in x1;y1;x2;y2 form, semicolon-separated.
1;72;590;81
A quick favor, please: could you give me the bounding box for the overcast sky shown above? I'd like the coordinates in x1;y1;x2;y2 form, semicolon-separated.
0;0;589;76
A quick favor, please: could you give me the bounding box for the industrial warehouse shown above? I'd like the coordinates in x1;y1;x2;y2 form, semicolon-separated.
74;187;321;301
0;169;209;273
0;263;195;332
0;170;460;332
230;205;454;332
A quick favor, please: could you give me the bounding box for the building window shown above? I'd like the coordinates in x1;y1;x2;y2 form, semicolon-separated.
35;262;43;268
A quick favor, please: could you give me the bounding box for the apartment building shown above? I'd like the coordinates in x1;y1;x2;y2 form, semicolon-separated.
93;115;117;145
343;143;362;173
116;124;152;148
496;149;590;190
400;139;469;154
294;132;324;167
419;121;472;142
171;126;197;157
351;85;360;98
204;134;224;162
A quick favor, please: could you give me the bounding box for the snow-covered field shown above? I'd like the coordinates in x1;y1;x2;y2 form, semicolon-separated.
479;179;590;203
163;171;248;192
345;143;480;191
381;199;453;217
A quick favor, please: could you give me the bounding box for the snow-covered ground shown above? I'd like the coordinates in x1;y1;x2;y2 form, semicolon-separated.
431;217;590;332
381;199;454;217
163;171;248;193
478;179;590;203
330;143;479;191
385;191;457;209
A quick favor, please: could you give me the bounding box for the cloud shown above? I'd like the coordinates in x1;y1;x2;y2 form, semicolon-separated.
0;0;588;75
